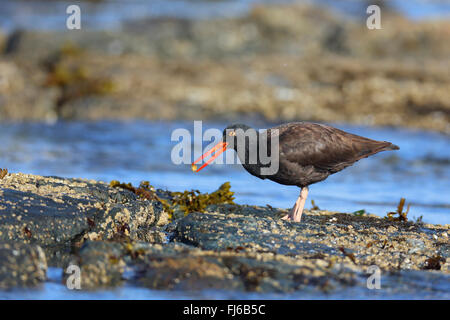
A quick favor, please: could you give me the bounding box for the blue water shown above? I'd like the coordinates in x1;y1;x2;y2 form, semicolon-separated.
0;120;449;225
0;0;449;32
1;267;324;300
0;267;448;300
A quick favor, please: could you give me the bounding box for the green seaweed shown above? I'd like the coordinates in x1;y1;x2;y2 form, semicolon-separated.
110;180;135;192
352;209;366;216
110;180;159;201
169;182;235;216
0;168;8;179
43;42;115;111
110;180;235;220
386;198;410;222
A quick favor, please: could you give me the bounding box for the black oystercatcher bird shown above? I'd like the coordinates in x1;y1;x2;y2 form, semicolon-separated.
192;122;399;222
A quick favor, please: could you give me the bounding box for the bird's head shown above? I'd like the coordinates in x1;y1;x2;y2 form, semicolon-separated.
191;123;254;172
222;123;252;150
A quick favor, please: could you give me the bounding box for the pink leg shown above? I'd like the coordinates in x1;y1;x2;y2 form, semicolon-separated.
281;187;309;222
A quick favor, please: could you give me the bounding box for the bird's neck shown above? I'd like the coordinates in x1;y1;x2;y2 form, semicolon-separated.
235;132;269;176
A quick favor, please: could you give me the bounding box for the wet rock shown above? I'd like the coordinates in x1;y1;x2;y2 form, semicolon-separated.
63;241;125;289
123;242;449;296
407;238;425;254
0;173;168;251
176;208;338;257
0;242;47;289
60;240;358;293
437;242;450;260
175;204;450;273
0;173;448;296
132;244;241;291
380;269;450;296
114;242;358;293
55;238;450;296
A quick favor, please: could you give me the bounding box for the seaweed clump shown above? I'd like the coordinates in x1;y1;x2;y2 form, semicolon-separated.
386;198;410;222
109;180;235;220
423;255;446;271
43;43;115;113
110;180;159;202
169;182;235;217
110;180;173;219
0;168;8;179
352;209;366;217
310;200;320;210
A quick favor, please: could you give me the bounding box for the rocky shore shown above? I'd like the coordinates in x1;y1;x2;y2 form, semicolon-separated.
0;172;448;297
0;2;449;133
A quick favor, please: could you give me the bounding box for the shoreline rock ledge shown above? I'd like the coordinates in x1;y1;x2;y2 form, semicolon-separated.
0;173;449;298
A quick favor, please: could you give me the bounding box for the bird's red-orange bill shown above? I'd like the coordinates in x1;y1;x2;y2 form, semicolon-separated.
191;141;228;172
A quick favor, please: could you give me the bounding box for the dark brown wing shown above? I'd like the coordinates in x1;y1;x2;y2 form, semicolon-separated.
271;122;399;173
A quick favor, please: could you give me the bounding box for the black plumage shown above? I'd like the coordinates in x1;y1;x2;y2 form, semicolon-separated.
198;122;399;222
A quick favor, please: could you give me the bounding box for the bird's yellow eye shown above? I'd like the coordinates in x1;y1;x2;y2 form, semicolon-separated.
228;131;236;136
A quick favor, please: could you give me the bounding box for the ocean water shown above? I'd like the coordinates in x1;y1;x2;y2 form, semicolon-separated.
0;120;448;225
0;266;448;300
0;0;449;32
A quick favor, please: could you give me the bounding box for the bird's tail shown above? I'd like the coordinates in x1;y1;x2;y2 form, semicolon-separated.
358;141;399;159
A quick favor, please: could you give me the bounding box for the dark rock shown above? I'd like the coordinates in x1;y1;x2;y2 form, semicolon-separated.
135;251;241;291
116;242;357;293
176;205;339;257
63;241;125;289
0;173;448;296
0;242;47;289
175;204;450;274
0;174;168;252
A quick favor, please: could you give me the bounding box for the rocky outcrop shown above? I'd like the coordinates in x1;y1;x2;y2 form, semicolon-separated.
176;204;449;272
0;173;168;249
0;173;448;297
58;202;449;295
63;241;126;289
0;242;47;289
